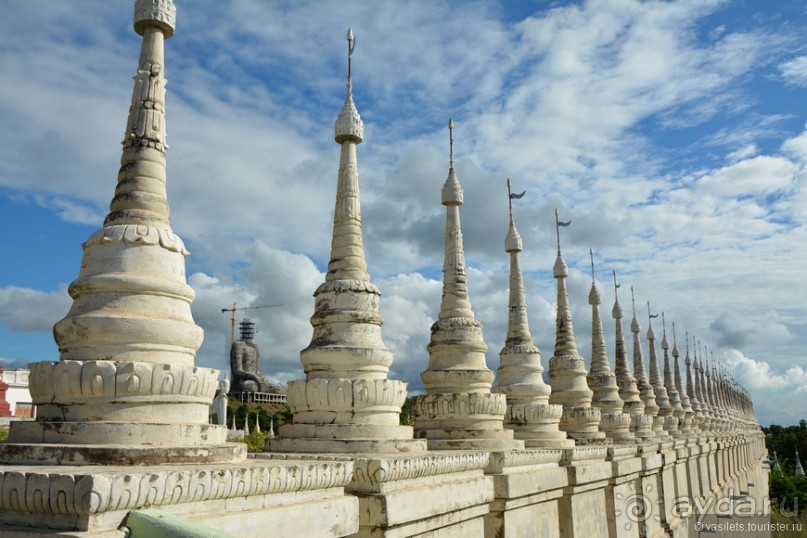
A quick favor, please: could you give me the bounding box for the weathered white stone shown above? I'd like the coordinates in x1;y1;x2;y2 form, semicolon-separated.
547;215;605;445
412;122;521;451
628;289;663;440
493;193;572;449
586;255;632;443
270;30;424;454
646;304;678;437
0;0;240;465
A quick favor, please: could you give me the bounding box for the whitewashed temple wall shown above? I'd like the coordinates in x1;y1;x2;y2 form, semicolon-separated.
0;432;768;537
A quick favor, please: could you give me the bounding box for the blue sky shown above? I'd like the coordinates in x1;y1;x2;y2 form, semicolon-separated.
1;0;806;426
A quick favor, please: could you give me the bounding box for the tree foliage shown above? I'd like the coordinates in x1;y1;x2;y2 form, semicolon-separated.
764;420;807;516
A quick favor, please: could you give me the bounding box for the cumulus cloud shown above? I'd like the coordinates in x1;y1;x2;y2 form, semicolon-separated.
0;286;71;333
724;349;807;391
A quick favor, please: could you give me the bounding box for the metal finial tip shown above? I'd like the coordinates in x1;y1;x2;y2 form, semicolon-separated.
589;249;595;281
347;28;354;42
448;118;453;130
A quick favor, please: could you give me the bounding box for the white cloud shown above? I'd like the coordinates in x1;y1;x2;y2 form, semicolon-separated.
0;286;71;333
724;349;807;391
779;55;807;87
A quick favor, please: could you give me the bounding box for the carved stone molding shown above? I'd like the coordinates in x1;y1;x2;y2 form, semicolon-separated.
287;378;407;415
28;360;217;405
486;449;563;473
561;446;609;463
411;392;507;419
0;460;352;517
350;452;489;493
83;225;188;255
134;0;176;37
314;279;381;296
334;93;363;143
506;402;563;424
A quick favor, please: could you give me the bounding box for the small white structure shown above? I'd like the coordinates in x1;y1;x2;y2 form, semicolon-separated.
0;369;34;418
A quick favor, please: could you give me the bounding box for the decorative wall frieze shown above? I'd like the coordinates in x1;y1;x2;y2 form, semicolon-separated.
28;360;217;405
486;449;562;473
0;461;352;517
561;446;609;463
83;225;188;255
350;452;489;493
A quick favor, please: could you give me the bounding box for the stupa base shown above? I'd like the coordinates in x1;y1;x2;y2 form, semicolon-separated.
651;415;669;437
599;412;634;443
629;413;655;441
558;406;603;436
412;393;523;451
506;402;574;448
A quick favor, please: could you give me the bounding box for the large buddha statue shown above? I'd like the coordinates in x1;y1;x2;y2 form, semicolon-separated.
230;319;284;394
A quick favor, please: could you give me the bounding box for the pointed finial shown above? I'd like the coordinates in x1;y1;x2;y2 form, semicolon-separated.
555;209;571;254
662;312;667;338
647;301;659;322
448;118;454;169
613;270;620;297
347;28;355;91
589;249;595;283
507;178;513;221
630;286;636;317
506;178;525;222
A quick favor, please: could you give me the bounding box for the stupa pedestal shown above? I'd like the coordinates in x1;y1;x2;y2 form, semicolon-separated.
412;122;521;451
270;30;424;454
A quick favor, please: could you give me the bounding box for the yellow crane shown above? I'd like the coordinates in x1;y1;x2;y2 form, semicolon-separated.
220;303;283;347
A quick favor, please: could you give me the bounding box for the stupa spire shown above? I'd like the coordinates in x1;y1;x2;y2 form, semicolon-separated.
685;332;704;431
413;121;521;450
494;181;570;448
611;272;652;439
551;209;579;358
631;288;661;436
695;339;713;431
548;211;604;444
795;447;805;477
272;30;424;454
672;323;693;435
326;27;368;282
646;302;673;436
585;252;631;441
661;313;683;436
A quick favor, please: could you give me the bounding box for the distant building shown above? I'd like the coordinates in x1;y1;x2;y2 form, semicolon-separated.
0;368;34;418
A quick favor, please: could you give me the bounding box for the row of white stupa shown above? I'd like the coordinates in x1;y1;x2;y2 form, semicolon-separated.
0;2;759;465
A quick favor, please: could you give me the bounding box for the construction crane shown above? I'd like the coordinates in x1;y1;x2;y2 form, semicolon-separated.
221;303;283;347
